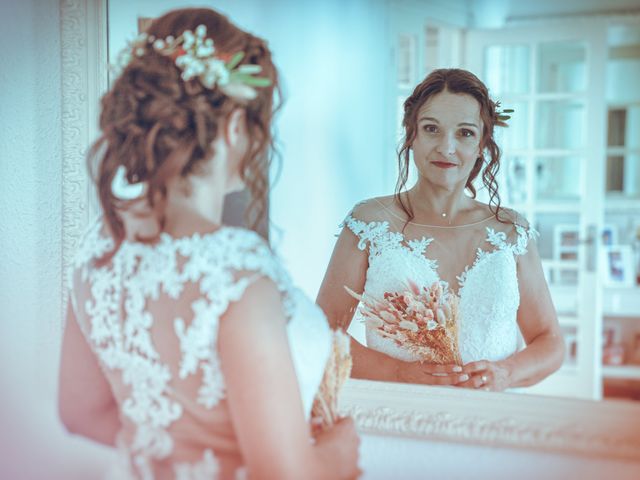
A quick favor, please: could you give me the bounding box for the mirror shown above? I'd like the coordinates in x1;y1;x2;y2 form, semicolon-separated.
53;0;640;472
100;1;640;403
76;0;640;413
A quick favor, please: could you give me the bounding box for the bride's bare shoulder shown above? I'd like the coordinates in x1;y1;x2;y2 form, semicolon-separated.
497;206;530;229
469;201;529;226
350;195;400;223
476;204;533;245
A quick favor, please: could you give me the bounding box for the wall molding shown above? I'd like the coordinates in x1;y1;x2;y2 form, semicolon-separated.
60;0;108;324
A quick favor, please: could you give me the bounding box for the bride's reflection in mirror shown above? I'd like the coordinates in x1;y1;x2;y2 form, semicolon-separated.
103;0;640;406
317;68;565;392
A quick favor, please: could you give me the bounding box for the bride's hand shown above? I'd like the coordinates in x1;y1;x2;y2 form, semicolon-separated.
458;360;512;391
396;361;470;386
314;416;362;479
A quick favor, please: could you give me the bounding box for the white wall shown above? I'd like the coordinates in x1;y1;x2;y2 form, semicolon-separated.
0;0;61;391
0;1;115;478
359;435;640;480
265;0;389;296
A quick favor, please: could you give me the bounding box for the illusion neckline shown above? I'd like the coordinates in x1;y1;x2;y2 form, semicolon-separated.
346;214;517;295
373;198;494;229
377;226;513;297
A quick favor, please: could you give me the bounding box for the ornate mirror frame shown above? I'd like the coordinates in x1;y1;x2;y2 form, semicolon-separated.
60;0;640;463
341;379;640;461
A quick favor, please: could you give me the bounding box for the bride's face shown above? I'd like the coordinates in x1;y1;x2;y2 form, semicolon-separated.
411;90;482;190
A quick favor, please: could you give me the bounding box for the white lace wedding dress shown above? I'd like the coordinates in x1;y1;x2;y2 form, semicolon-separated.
343;201;538;365
68;219;332;480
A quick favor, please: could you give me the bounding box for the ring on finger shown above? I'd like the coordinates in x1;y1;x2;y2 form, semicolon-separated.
480;374;488;384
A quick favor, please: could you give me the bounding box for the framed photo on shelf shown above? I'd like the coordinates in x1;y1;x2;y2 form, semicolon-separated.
553;224;579;261
602;322;622;346
602;322;625;366
563;332;577;365
601;245;635;287
601;224;618;247
629;333;640;365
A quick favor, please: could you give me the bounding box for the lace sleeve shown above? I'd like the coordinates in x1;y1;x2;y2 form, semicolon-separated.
340;209;390;252
174;228;295;409
184;228;295;333
222;228;293;301
512;223;540;256
485;214;539;256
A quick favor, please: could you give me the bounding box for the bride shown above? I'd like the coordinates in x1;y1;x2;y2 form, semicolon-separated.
57;7;360;479
317;68;565;392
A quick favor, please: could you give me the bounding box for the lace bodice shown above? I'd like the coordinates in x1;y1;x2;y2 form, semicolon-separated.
343;205;538;365
68;219;332;480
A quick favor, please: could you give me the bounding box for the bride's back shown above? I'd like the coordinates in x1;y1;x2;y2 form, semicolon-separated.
70;221;283;477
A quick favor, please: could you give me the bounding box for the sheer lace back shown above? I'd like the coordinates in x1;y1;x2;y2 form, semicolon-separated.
69;219;332;480
343;198;538;365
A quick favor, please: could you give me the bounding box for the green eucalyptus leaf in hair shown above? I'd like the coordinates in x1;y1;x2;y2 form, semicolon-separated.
226;51;245;70
242;76;272;87
237;64;262;74
230;72;272;87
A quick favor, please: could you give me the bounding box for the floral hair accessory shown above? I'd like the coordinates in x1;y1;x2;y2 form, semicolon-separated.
111;166;147;201
494;101;514;125
114;24;271;101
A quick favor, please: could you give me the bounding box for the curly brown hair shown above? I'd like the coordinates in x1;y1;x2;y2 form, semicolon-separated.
88;8;280;265
395;68;508;225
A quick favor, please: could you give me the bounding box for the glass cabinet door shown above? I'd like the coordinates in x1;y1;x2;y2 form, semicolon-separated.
601;22;640;393
466;20;608;399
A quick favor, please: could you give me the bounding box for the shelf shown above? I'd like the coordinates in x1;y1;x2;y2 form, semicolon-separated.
602;365;640;380
542;259;579;269
603;287;640;317
558;363;578;375
550;286;579;316
605;199;640;211
549;286;640;317
559;315;579;327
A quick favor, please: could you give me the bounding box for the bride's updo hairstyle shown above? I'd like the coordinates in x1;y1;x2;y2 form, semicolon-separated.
396;68;508;224
89;8;279;265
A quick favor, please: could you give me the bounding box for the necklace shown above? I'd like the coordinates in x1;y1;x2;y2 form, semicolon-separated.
374;199;493;229
373;198;494;228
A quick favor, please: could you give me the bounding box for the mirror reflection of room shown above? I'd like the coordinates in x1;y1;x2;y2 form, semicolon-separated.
314;1;640;402
105;0;640;402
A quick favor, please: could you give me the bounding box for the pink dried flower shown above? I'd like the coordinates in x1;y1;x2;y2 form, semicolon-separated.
344;281;461;365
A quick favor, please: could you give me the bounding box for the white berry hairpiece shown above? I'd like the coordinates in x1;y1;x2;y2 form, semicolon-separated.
110;25;273;200
114;24;272;101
